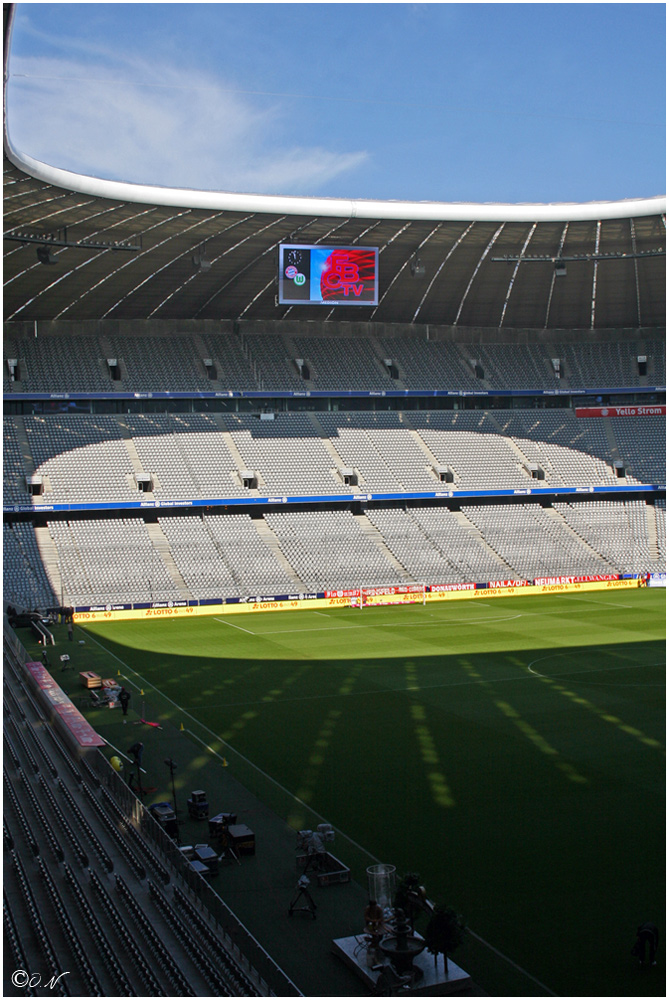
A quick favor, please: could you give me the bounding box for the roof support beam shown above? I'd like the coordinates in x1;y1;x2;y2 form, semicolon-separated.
498;223;536;328
454;224;505;326
412;222;475;324
590;220;601;329
543;224;569;329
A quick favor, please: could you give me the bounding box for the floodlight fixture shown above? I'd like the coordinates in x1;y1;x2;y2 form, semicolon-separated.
6;228;141;254
37;245;58;265
192;244;212;272
491;248;664;265
410;252;425;278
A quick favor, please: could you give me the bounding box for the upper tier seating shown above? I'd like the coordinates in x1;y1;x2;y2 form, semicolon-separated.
3;332;111;392
4;328;664;393
222;413;346;495
104;334;211;391
289;334;390;389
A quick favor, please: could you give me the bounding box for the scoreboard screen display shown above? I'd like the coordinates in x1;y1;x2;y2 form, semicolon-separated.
278;244;378;306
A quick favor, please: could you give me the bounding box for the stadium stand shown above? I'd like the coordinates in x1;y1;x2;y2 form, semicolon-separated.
552;500;659;576
2;6;665;988
3;339;666;607
610;415;666;484
2;640;284;996
46;518;182;606
4;522;56;608
3;325;665;394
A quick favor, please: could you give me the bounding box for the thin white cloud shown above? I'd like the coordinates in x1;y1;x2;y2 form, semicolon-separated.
6;52;370;196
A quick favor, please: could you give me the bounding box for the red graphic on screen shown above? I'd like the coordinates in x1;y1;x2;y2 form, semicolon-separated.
320;249;376;301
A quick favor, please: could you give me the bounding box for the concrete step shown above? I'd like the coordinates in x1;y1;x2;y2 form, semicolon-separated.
353;514;414;582
645;501;660;562
144;522;192;599
252;516;305;586
210;414;262;493
34;525;64;605
117;415;147;475
544;505;619;571
450;510;518;574
306;412;361;491
12;415;36;475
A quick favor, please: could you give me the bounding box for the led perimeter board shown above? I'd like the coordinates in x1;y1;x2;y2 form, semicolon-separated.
278;244;379;306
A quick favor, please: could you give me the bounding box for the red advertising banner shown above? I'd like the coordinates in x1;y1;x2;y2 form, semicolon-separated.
534;573;619;586
429;582;477;592
25;662;105;748
575;405;666;418
488;579;531;589
362;585;424;597
325;584;425;599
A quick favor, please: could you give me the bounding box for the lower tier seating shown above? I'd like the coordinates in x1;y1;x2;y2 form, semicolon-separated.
4;499;664;609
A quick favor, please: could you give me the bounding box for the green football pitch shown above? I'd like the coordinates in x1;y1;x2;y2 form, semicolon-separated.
63;589;664;995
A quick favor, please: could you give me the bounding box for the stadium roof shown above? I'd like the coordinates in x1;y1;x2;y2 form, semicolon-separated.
3;5;666;330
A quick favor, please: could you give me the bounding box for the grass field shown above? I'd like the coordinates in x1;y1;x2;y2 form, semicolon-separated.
43;589;665;996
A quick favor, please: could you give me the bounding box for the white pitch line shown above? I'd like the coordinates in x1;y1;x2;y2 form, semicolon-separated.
527;651;665;680
561;596;635;609
77;631;384;871
215;598;654;640
466;929;558;996
83;625;559;995
227;613;523;638
176;659;666;710
213;617;256;634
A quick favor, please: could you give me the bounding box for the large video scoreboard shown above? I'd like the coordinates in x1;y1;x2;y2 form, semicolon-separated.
278;244;379;306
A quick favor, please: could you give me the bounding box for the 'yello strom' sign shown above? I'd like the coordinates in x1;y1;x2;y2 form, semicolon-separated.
575;405;665;418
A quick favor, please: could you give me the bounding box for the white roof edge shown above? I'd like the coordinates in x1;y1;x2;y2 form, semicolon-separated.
3;4;666;227
4;142;666;226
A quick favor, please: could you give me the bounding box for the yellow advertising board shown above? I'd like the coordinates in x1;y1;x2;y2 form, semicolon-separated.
73;577;641;625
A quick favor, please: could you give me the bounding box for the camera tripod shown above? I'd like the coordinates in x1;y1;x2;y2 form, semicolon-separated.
288;876;317;919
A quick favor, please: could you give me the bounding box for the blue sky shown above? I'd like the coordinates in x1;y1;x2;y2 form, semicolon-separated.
5;3;666;204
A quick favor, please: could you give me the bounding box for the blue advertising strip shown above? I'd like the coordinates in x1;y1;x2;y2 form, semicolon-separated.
3;385;664;402
74;593;325;613
71;577;643;615
4;482;663;515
